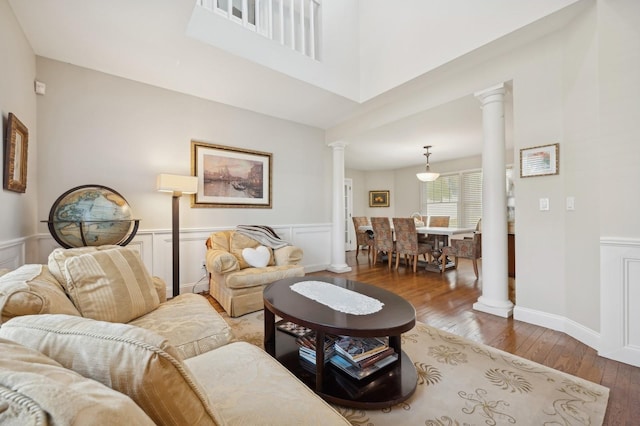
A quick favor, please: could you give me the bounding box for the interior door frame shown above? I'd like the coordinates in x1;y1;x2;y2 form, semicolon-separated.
344;178;355;251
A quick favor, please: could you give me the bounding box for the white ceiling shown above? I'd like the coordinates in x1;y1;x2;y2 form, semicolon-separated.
7;0;581;171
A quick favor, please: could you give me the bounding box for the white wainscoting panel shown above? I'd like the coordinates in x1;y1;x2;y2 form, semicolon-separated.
600;238;640;367
291;225;332;272
0;238;26;270
4;223;333;300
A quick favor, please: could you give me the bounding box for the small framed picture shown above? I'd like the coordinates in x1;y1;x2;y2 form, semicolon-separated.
369;190;390;207
520;143;559;178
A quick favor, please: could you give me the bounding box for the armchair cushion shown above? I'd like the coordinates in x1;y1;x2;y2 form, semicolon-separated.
0;264;80;325
0;337;155;425
0;314;222;426
58;247;160;323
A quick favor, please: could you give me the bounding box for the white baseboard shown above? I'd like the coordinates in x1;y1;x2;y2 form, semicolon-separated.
514;306;601;351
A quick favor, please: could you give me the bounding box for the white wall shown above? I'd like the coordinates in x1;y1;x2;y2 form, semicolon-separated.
0;0;38;252
35;58;331;233
357;0;584;101
333;0;640;351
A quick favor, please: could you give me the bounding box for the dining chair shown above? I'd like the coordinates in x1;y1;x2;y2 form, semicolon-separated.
370;217;395;269
392;217;432;272
352;216;374;260
441;219;482;278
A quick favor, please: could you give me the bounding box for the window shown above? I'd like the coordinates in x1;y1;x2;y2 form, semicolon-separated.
421;167;513;227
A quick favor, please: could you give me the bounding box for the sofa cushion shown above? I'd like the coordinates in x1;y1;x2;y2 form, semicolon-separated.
60;247;160;323
224;264;305;289
0;337;155;426
0;315;224;426
128;293;232;359
0;264;80;325
184;341;351;425
47;245;120;284
229;232;274;269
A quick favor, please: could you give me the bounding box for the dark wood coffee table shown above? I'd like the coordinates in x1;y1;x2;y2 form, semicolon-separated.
263;276;417;409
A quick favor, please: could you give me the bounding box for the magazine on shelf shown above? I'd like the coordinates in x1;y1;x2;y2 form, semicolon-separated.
297;332;338;368
334;336;389;362
336;346;396;369
329;352;398;381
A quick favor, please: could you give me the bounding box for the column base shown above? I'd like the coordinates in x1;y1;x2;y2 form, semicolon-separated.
326;264;352;273
473;297;514;318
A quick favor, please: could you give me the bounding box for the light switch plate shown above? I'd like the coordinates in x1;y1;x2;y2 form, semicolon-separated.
566;196;575;211
539;198;550;211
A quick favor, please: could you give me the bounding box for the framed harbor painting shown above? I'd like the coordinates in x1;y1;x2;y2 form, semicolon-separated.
191;141;272;208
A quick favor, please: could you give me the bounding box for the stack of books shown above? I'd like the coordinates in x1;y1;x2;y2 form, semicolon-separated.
296;332;338;373
330;336;398;380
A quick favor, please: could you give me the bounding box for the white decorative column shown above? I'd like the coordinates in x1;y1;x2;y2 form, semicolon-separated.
473;83;513;317
327;141;352;273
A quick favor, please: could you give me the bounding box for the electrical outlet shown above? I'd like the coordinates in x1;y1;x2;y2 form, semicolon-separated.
201;260;206;271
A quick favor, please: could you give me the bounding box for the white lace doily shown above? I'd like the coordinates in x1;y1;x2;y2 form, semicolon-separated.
289;281;384;315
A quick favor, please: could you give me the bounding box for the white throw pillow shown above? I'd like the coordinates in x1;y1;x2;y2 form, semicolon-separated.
242;246;271;268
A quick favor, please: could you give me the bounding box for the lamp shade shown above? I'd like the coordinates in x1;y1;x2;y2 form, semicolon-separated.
416;171;440;182
157;174;198;195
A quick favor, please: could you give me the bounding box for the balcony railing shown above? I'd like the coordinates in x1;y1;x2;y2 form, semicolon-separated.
198;0;321;60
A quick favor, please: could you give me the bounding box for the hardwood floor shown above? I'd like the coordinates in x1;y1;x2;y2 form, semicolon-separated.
208;250;638;425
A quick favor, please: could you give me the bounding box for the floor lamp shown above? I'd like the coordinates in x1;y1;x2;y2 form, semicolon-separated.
157;174;198;298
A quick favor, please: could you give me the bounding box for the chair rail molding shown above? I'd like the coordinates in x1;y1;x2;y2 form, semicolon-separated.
600;237;640;367
8;223;332;299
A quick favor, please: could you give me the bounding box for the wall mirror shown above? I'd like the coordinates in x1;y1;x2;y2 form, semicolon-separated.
3;113;28;193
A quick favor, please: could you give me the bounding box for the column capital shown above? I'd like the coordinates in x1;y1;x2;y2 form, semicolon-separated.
328;141;348;149
474;83;506;105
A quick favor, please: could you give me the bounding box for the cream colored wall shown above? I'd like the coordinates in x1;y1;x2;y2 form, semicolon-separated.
0;0;38;245
34;58;332;237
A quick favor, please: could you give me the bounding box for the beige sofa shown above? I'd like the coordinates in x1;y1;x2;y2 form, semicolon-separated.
0;246;350;426
206;230;305;317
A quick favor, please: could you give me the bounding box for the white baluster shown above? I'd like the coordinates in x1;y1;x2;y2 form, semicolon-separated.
308;0;315;59
289;0;295;51
299;0;306;56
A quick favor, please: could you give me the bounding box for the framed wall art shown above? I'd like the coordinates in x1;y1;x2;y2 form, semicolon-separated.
520;143;559;178
191;141;272;208
369;190;390;207
3;113;29;193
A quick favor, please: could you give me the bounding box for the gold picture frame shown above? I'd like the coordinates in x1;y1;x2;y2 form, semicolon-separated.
520;143;559;178
369;190;390;207
3;113;28;193
191;140;272;208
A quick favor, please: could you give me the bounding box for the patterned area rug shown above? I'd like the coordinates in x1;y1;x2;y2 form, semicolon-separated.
222;311;609;425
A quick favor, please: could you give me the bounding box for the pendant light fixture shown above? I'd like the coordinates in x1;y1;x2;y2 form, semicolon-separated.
416;145;440;182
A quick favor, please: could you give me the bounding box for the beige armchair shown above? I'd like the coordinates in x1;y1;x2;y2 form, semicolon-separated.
205;230;304;317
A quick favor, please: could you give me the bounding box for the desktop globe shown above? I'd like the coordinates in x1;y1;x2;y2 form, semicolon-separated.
46;184;139;248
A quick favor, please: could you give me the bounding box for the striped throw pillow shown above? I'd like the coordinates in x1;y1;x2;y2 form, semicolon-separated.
62;247;160;323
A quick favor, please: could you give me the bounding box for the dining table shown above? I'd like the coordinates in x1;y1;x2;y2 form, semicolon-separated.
358;224;475;272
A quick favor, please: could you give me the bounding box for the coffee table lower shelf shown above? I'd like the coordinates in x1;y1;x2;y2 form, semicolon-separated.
275;330;417;409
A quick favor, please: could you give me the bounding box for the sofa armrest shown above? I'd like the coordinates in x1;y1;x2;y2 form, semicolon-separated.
206;249;239;274
274;246;303;266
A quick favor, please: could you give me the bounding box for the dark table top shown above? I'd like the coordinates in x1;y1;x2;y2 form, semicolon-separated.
263;276;416;337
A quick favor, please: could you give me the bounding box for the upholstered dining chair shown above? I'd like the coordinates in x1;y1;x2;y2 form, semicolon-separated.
352;216;374;260
441;219;482;278
370;217;395;269
392;217;432;273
